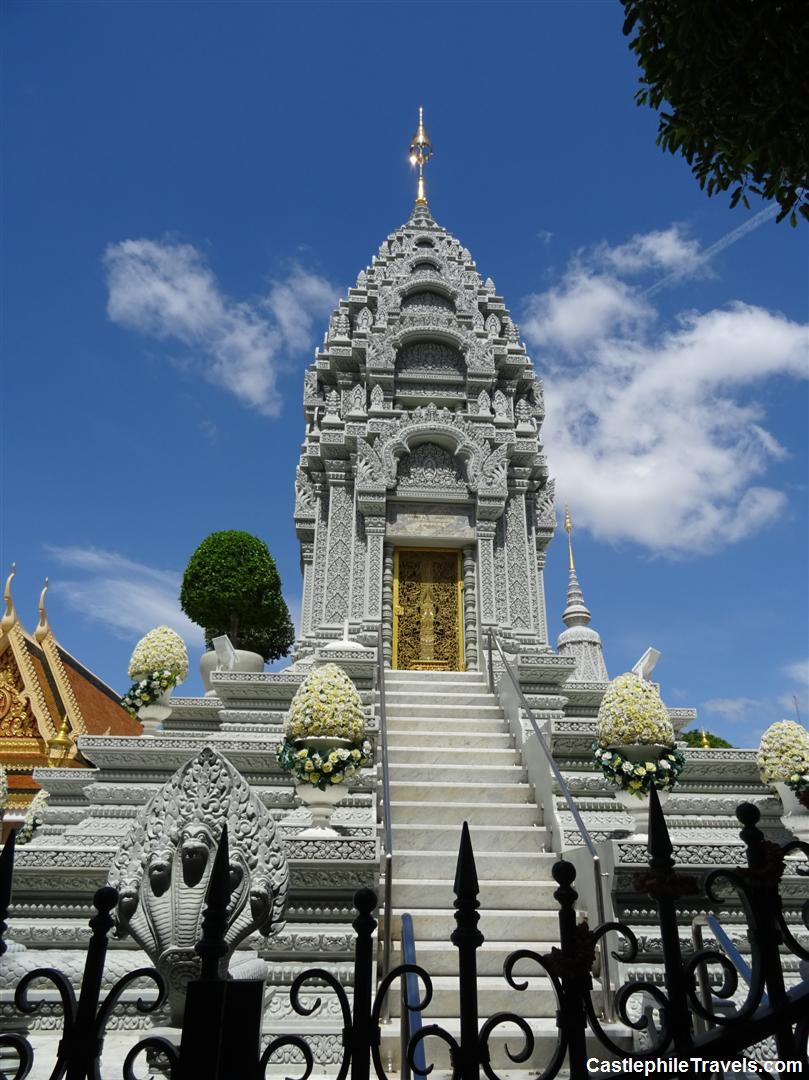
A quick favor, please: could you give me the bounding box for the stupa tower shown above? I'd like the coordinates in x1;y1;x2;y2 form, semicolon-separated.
293;111;556;669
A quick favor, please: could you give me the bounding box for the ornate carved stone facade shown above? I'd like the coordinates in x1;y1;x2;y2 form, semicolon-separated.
293;201;554;668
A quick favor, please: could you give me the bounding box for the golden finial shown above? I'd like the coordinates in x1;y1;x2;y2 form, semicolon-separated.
47;715;74;767
564;505;575;572
409;106;433;206
700;728;710;749
1;562;17;634
34;577;50;643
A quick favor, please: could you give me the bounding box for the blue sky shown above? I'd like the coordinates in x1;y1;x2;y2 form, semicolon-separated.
3;1;807;746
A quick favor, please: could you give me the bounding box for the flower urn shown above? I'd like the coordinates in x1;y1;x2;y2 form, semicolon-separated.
277;664;369;838
613;786;670;840
199;648;264;696
124;626;188;733
774;782;809;841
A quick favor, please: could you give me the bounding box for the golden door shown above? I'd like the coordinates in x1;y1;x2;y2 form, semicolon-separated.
392;549;464;671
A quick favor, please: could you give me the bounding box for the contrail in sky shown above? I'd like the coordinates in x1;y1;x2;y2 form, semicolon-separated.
645;203;779;297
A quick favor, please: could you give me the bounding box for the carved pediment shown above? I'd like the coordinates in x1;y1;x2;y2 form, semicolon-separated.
0;648;39;741
397;443;468;493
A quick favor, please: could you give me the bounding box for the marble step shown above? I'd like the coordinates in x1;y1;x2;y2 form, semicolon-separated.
385;702;504;720
392;879;557;910
379;1017;626;1071
393;937;557;980
389;974;557;1017
385;689;500;707
392;908;561;941
389;782;533;805
392;850;555;881
388;729;513;749
392;823;546;852
384;671;487;685
388;746;521;767
389;800;540;825
389;763;526;784
382;715;508;732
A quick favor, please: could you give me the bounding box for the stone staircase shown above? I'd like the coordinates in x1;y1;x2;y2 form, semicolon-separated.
379;669;571;1070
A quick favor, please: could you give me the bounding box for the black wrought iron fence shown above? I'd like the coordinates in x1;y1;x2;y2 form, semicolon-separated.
0;789;807;1080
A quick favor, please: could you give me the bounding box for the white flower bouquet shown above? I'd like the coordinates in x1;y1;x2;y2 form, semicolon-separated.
0;763;7;810
757;720;809;807
277;664;371;790
593;743;686;798
596;673;674;748
122;626;188;717
128;626;188;682
285;663;365;742
594;673;682;796
121;670;177;718
276;738;373;791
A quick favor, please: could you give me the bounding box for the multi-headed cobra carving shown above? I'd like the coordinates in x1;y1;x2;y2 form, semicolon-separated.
107;746;289;1021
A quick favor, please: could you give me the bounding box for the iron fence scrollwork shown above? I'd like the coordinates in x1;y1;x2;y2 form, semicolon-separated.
0;791;807;1080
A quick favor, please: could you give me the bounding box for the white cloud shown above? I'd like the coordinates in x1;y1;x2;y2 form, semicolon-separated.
523;270;651;352
702;697;760;722
45;545;202;644
104;239;337;416
522;228;809;555
598;226;702;276
264;267;336;351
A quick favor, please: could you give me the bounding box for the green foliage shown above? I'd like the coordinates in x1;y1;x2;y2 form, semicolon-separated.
622;0;809;225
181;531;295;663
681;729;734;749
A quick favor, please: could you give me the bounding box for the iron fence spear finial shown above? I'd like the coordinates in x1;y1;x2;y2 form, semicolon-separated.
451;822;483;1080
196;825;232;981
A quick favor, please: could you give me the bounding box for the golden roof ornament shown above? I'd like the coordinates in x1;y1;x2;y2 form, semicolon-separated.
1;563;17;634
34;577;50;643
409;106;433;206
700;728;710;749
47;715;73;767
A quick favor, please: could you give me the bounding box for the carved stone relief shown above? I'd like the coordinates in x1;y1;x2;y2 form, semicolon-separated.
107;747;289;1023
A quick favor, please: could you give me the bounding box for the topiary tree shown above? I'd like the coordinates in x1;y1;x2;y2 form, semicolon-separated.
180;531;295;664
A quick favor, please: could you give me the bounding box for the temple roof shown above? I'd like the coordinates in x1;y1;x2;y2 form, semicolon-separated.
0;566;140;812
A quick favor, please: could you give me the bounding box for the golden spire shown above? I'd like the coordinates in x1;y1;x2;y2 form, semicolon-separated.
1;563;17;634
34;577;50;643
700;728;710;749
564;505;575;572
409;106;433;206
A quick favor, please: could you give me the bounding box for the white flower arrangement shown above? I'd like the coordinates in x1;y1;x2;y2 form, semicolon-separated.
277;738;373;790
121;670;177;718
593;743;686;798
128;626;188;682
16;790;48;845
278;664;370;791
285;663;365;742
0;763;7;810
595;673;674;748
757;721;809;803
